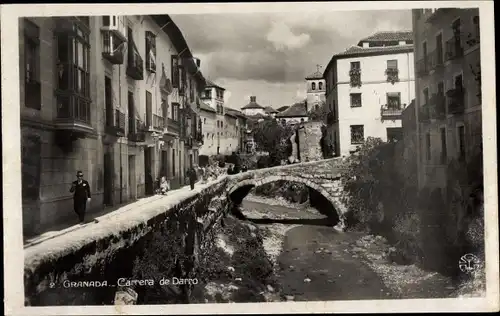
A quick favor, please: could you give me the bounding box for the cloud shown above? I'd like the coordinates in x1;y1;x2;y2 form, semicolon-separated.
171;9;412;107
266;21;311;51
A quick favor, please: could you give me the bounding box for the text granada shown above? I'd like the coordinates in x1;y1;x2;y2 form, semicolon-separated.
63;280;109;288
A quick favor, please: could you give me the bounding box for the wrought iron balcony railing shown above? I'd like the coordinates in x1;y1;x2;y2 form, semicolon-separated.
380;105;403;118
429;49;444;71
445;36;464;61
153;114;165;131
447;87;465;114
385;68;399;84
430;94;446;119
128;118;146;142
127;44;144;80
102;30;125;65
416;58;429;77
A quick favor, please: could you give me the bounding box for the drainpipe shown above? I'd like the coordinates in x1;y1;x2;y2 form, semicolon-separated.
119;64;123;204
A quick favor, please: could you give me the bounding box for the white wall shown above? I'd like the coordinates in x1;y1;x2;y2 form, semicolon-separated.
336;51;415;155
242;108;266;116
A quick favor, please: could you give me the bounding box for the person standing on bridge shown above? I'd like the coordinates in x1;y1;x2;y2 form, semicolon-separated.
69;170;91;224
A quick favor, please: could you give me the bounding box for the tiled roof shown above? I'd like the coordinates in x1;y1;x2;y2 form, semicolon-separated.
305;70;324;80
358;31;413;44
200;102;216;113
225;107;246;118
264;106;278;114
323;44;414;77
334;44;414;58
242;101;265;110
205;79;225;91
276;106;290;112
275;102;308;118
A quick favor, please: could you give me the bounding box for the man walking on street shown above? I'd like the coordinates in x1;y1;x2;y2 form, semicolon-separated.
187;166;197;190
70;170;91;224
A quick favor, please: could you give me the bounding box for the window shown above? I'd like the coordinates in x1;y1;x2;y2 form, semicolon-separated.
426;133;431;161
105;76;113;127
422;42;428;60
312;82;316;90
189;78;195;102
436;33;443;64
128;91;135;133
423;88;429;105
458;125;466;160
350;61;360;70
217;121;219;128
387;128;403;142
437;82;444;96
473;16;480;38
161;97;168;118
145;31;156;72
24;19;41;110
387;60;398;70
454;74;463;89
350;93;362;107
145;91;152;126
203;118;207;124
440;127;447;163
171;55;179;88
55;20;91;122
204;89;212;99
319;82;323;90
350;125;364;144
221;121;223;129
172;103;180;121
386;92;401;109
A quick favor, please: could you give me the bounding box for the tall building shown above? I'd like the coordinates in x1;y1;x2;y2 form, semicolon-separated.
323;31;415;156
200;79;225;155
198;102;217;156
412;8;481;190
20;15;205;236
305;67;326;111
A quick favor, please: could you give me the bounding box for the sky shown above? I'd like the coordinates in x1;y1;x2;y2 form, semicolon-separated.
172;9;412;111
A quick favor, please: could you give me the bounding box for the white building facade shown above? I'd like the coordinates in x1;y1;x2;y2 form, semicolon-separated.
324;31;415;156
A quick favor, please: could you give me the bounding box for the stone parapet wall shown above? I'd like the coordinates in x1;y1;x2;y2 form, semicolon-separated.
297;121;324;162
24;179;231;306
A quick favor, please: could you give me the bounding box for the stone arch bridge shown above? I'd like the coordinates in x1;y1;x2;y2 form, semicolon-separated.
226;158;348;228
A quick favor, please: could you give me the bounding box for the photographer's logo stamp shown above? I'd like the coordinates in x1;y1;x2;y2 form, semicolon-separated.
458;253;481;274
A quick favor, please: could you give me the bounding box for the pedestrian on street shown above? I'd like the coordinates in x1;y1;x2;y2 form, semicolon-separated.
69;170;91;224
187;166;197;190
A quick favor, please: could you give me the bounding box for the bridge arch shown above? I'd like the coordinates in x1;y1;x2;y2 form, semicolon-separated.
227;175;345;225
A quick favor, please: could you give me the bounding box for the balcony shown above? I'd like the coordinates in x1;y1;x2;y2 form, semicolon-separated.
466;31;480;49
128;119;146;142
195;132;204;145
380;104;403;119
167;118;180;135
429;49;444;72
385;68;399;84
447;87;465;114
429;94;446;119
416;58;429;77
54;92;93;134
105;109;126;136
152;114;165;131
101;15;127;42
102;31;125;65
126;45;144;80
445;36;464;62
349;68;362;88
419;104;431;123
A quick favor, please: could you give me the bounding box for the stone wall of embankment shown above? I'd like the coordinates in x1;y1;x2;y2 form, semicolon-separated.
24;178;231;306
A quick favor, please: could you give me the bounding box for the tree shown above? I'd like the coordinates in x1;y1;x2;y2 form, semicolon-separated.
308;101;329;122
252;118;294;166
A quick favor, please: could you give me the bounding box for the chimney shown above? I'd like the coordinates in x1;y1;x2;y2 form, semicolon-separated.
250;96;256;103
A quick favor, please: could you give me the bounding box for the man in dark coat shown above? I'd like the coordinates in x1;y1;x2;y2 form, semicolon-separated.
187;166;197;190
70;170;91;224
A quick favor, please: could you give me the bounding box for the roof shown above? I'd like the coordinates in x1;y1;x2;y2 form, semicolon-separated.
276;106;290;112
323;44;414;78
264;106;278;114
225;107;246;118
205;78;225;91
151;15;206;90
305;70;324;80
241;101;265;110
200;102;216;113
275;102;308;118
358;31;413;45
245;113;267;120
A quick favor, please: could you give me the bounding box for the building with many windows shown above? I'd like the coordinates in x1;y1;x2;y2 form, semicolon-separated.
323;31;415;156
20;15;205;237
412;8;481;190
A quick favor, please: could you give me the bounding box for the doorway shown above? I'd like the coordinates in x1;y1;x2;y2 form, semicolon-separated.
128;155;136;201
144;147;153;196
161;149;169;178
103;151;113;206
